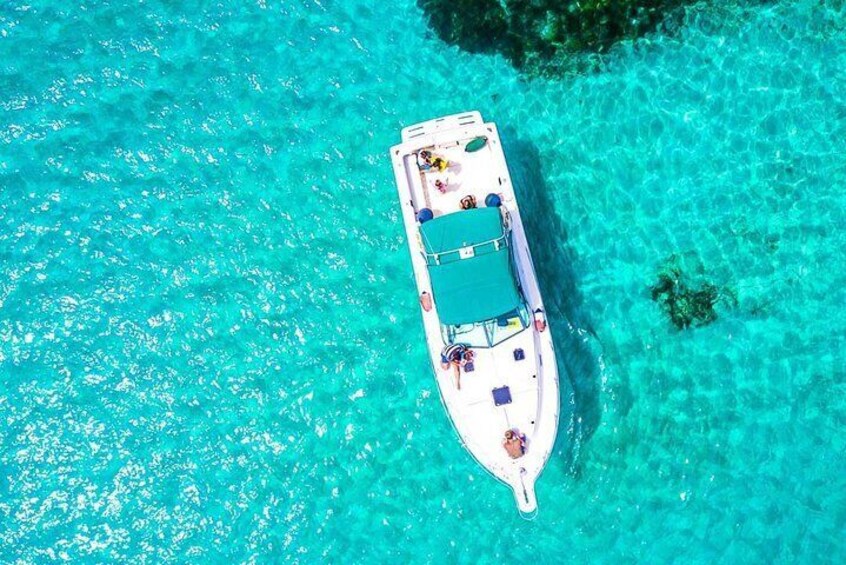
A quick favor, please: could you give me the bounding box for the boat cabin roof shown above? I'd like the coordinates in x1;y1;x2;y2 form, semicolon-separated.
419;207;521;325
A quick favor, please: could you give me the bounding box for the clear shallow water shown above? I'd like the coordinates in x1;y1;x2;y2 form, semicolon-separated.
1;0;845;561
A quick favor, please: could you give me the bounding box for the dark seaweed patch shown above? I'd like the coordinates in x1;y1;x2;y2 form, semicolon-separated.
650;255;735;329
418;0;690;75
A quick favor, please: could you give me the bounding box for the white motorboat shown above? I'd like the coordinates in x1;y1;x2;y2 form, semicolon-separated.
390;111;560;517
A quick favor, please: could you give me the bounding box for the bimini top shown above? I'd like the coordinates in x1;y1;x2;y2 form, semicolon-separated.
420;207;521;325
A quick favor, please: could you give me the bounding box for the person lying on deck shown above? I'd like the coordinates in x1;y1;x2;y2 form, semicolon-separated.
417;150;449;172
503;429;526;459
440;343;473;390
417;150;433;170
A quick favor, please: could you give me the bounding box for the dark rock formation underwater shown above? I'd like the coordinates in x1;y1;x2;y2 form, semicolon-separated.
418;0;692;74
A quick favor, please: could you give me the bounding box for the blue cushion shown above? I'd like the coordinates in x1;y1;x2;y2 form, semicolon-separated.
492;386;512;406
485;193;502;207
417;208;434;223
513;348;525;361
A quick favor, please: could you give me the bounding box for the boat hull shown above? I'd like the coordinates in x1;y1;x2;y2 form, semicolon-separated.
390;112;560;516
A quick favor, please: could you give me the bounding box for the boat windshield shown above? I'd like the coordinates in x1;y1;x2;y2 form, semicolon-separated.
442;302;530;348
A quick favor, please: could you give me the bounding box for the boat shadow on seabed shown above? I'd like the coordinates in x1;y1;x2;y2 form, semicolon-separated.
501;128;608;479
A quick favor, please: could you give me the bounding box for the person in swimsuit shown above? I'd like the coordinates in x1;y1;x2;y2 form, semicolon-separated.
431;156;448;172
503;429;526;459
417;150;433;170
440;343;473;390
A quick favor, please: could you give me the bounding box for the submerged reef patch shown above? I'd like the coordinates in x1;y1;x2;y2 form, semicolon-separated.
650;255;736;330
418;0;690;74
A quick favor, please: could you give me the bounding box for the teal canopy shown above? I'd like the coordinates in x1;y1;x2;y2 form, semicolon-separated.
420;208;521;325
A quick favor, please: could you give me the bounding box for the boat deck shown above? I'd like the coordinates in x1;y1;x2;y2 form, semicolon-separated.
436;327;541;479
403;136;505;219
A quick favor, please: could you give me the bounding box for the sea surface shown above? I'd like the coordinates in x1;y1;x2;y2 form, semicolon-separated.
2;0;845;562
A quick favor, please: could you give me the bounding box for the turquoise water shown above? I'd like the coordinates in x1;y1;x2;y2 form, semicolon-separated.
2;0;845;561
